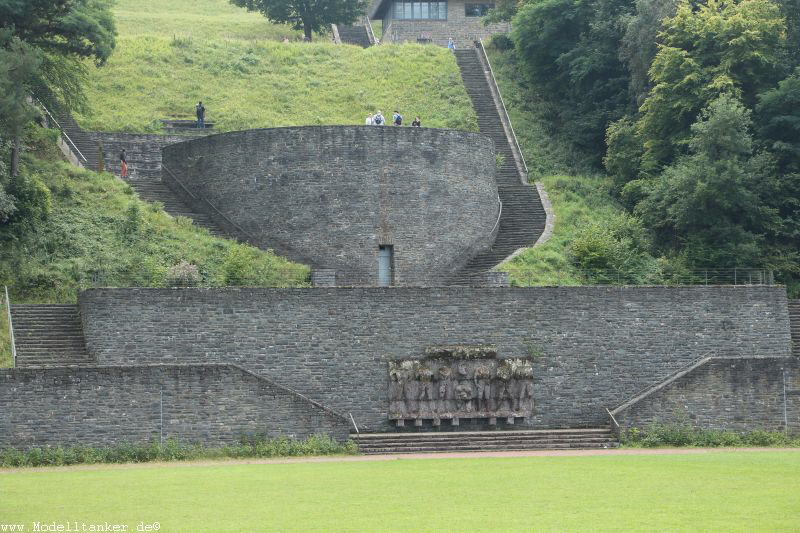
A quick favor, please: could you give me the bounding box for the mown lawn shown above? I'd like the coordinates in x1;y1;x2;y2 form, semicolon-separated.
76;0;477;133
1;452;798;532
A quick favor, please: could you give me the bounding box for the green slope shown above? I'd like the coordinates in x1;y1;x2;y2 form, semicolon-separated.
75;0;477;133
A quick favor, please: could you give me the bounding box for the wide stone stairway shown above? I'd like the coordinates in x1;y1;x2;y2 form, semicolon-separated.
353;428;618;454
52;109;102;171
789;299;800;356
451;46;546;284
337;24;372;47
10;305;92;367
89;133;227;237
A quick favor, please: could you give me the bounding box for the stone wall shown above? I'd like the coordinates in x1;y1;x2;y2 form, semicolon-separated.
161;127;499;284
381;0;510;46
614;358;800;433
78;286;791;432
87;132;187;180
0;364;349;448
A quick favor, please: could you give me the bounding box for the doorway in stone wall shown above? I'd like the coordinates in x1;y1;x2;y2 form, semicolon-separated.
378;245;394;286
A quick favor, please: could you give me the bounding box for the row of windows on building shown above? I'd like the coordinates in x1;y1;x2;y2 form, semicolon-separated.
391;2;495;20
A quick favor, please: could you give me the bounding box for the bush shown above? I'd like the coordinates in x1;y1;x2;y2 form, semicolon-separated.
0;435;357;467
621;423;800;448
165;260;201;287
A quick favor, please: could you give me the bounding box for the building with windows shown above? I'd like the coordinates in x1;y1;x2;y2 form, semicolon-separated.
371;0;509;46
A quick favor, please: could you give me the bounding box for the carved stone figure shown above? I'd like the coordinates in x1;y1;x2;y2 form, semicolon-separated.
474;365;492;413
389;368;407;416
417;366;435;415
437;366;452;413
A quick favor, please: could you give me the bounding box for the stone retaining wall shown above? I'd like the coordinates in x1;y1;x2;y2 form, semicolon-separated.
78;286;791;432
614;358;800;433
0;365;349;448
161;126;499;283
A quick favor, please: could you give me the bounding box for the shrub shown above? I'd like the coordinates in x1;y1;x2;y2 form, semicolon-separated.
165;260;201;287
621;423;800;448
0;435;357;467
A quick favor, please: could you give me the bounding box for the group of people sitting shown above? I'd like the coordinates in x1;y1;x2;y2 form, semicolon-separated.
365;110;421;127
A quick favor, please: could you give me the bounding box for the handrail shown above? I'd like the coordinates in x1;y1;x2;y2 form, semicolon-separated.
349;412;360;433
609;354;715;416
36;99;88;164
331;24;342;44
4;286;16;368
490;194;503;237
161;162;260;245
477;39;528;181
363;16;377;45
606;407;620;429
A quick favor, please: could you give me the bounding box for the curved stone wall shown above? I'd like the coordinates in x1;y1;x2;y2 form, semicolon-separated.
161;126;499;284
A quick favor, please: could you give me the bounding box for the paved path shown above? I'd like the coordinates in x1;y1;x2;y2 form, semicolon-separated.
2;448;798;474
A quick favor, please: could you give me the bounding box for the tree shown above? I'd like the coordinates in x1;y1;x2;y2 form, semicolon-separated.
757;69;800;173
0;0;115;222
619;0;678;106
637;0;787;166
230;0;368;42
512;0;635;163
636;95;777;266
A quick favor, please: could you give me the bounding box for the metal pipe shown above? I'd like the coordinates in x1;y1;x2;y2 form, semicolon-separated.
349;412;360;434
4;286;16;368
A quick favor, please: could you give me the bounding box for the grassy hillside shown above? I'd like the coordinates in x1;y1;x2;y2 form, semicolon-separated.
485;45;646;286
0;128;309;306
75;0;477;133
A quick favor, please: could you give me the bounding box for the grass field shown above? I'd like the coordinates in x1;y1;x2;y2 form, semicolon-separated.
2;452;798;532
76;0;477;133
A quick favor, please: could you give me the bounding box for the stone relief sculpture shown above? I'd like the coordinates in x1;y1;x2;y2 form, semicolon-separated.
387;344;535;426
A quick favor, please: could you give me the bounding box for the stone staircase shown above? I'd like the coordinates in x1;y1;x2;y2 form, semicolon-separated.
51;109;103;172
88;132;227;237
10;305;92;367
789;299;800;356
337;24;372;47
353;428;618;454
451;46;546;284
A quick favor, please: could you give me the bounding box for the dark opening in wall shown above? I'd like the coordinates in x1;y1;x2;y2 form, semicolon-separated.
378;245;394;286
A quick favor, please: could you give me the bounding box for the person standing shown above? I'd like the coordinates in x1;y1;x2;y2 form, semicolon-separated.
120;148;128;179
411;116;421;127
392;110;403;126
196;101;205;129
447;38;456;50
374;110;385;125
365;112;375;125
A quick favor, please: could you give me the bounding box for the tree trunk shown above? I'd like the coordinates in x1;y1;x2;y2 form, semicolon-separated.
10;137;20;178
303;21;313;41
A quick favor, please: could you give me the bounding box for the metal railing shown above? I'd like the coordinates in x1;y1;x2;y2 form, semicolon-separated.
477;39;529;181
66;267;778;290
161;162;260;245
330;24;342;44
510;268;775;287
4;286;16;368
35;98;88;165
363;16;377;45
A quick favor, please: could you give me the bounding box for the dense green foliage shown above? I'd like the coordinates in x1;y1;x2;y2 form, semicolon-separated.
502;0;800;292
0;127;309;305
622;424;800;447
0;435;357;468
3;452;799;531
230;0;367;41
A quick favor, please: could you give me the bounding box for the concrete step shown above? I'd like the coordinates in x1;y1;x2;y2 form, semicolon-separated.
10;304;92;367
354;428;617;454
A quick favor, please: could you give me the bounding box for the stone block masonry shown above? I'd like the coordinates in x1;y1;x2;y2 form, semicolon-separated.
78;286;791;432
161;126;499;284
614;358;800;433
0;365;349;448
